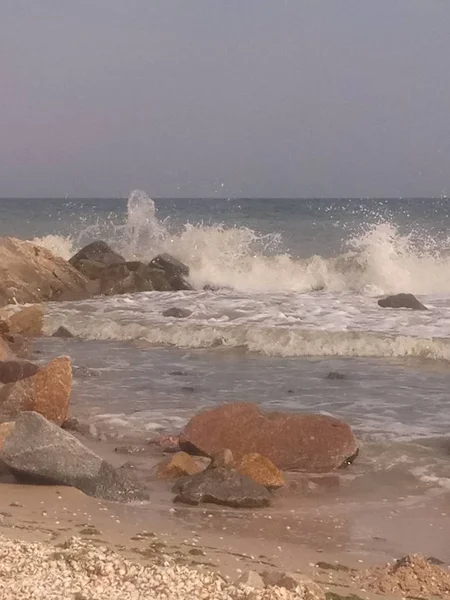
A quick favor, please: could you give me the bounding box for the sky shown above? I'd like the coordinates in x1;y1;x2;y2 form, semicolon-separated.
1;1;449;198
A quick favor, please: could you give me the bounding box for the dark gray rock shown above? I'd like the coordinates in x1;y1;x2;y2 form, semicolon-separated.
69;241;125;268
326;371;346;380
0;360;39;384
1;412;148;502
99;264;153;296
162;307;192;318
149;253;192;291
72;259;105;280
52;326;75;338
172;466;271;508
378;293;428;310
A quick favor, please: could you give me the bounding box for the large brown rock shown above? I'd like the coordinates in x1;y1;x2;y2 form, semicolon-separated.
0;356;72;425
0;237;90;307
179;403;358;472
0;336;14;361
236;453;285;489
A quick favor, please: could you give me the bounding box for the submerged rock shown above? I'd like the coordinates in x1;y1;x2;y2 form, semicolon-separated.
378;293;428;310
0;356;72;425
173;466;271;508
180;402;358;472
52;325;75;338
69;241;125;268
326;371;346;380
0;411;149;502
162;307;192;318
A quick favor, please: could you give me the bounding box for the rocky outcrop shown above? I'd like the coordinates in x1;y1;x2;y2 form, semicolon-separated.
0;237;89;307
173;467;271;508
236;453;285;489
0;411;148;502
0;356;72;425
0;360;39;384
180;403;358;472
155;451;202;479
69;241;125;268
378;293;428;310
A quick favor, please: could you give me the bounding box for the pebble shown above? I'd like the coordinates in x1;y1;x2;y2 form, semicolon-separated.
0;535;324;600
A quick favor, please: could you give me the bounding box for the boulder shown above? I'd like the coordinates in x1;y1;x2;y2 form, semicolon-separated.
0;237;90;307
179;403;358;472
69;241;125;268
52;326;74;338
173;466;271;508
236;453;285;490
162;307;192;318
6;305;44;337
378;293;427;310
0;360;39;384
0;356;72;425
149;253;192;291
0;411;148;502
155;451;202;479
235;571;265;589
262;571;325;598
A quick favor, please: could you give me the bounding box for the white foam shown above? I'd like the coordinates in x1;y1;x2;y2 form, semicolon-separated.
32;190;450;296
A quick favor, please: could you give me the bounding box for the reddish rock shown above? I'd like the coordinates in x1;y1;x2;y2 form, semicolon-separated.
156;451;202;479
0;356;72;425
0;360;39;384
179;403;358;472
236;453;285;489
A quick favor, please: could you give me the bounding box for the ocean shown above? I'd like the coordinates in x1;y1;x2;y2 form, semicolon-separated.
1;192;450;499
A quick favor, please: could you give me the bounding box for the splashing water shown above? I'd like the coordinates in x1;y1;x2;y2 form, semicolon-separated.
32;190;450;295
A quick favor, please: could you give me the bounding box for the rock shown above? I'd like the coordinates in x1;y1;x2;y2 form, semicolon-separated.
155;452;202;479
173;467;271;508
235;570;265;589
179;403;358;472
0;237;89;307
210;448;234;469
147;434;180;453
1;333;29;358
0;360;39;384
72;259;105;280
0;422;15;450
262;571;325;598
378;293;428;310
326;371;346;380
162;307;192;318
149;253;192;290
69;241;125;268
236;453;285;489
99;264;153;296
145;268;173;291
6;305;44;337
0;319;9;335
52;326;74;338
0;411;149;502
61;416;92;437
0;356;72;425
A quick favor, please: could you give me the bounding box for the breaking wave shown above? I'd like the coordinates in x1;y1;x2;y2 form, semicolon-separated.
33;189;450;296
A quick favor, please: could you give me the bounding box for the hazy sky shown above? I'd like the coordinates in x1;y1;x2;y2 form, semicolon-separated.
1;1;449;198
